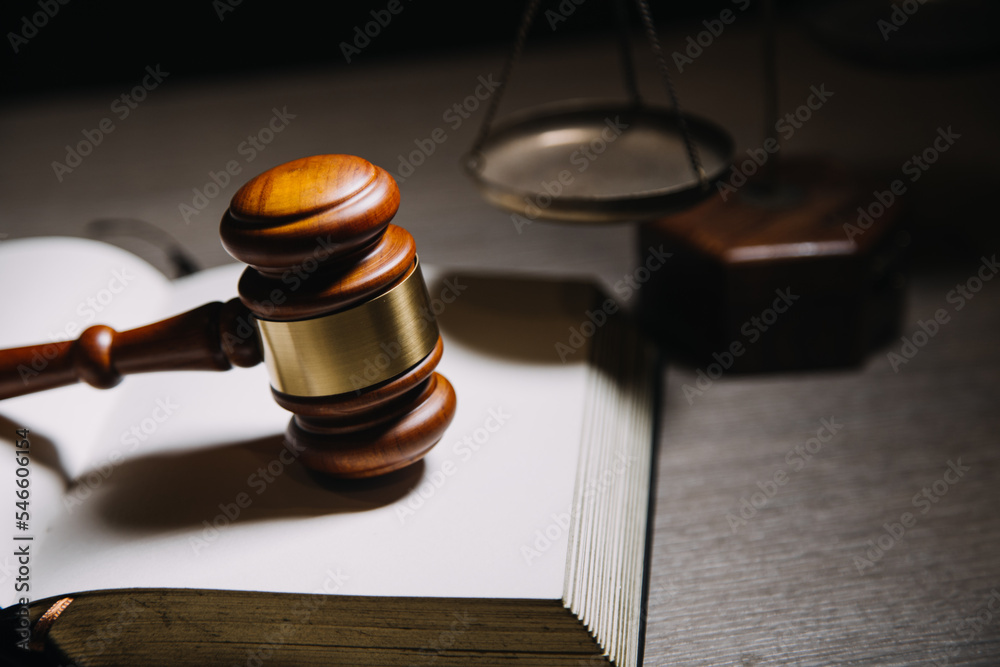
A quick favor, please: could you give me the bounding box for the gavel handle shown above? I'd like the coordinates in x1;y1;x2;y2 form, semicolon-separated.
0;299;262;400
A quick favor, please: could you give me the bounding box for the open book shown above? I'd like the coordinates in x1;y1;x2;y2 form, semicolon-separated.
0;237;658;666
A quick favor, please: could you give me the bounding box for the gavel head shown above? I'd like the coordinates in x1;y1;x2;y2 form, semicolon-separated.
219;154;456;478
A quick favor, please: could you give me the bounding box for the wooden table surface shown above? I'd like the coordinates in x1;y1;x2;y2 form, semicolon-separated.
2;17;998;666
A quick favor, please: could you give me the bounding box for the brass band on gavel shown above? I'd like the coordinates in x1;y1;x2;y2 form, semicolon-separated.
255;258;439;397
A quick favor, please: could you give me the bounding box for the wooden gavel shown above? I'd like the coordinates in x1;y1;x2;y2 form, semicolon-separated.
0;155;456;478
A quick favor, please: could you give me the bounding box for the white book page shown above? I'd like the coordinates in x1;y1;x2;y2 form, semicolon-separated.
3;240;595;606
0;238;172;480
0;238;172;607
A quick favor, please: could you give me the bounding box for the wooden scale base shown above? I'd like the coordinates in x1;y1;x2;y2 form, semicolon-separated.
639;156;908;373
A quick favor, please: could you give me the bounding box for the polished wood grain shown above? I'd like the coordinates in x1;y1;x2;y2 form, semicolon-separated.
1;21;997;663
296;372;456;478
647;268;1000;666
0;155;456;478
222;155;415;319
272;336;445;418
0;299;260;400
221;154;400;275
234;222;416;319
220;154;456;477
639;157;907;372
275;337;451;477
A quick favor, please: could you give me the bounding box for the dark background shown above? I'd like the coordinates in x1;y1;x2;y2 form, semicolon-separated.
2;3;1000;666
4;0;1000;266
0;0;868;97
6;0;999;98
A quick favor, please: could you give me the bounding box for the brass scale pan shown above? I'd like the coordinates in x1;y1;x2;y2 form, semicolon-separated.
464;0;734;224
